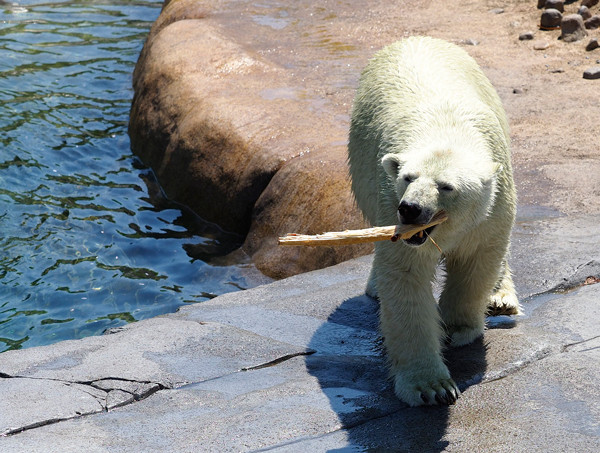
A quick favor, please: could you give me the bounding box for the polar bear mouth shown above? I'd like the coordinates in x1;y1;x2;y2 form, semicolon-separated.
404;225;436;246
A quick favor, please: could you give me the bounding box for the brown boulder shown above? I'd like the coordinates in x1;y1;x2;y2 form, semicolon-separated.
130;14;295;235
129;0;371;277
244;146;371;279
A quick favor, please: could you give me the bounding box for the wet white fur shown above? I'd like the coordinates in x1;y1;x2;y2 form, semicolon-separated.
348;36;519;406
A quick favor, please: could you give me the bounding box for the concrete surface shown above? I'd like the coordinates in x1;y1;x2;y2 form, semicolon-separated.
1;212;599;452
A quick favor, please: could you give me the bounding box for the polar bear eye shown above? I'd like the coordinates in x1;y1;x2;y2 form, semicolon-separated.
439;183;454;192
403;175;415;183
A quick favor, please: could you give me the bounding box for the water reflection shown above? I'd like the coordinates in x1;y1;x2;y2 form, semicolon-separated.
0;0;269;352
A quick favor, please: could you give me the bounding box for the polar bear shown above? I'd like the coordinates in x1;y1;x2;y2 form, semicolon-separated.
347;36;519;406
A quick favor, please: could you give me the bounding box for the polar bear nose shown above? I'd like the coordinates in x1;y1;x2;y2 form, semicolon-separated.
398;201;423;224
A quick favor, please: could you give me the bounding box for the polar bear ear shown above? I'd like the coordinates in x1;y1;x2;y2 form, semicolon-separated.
381;153;404;179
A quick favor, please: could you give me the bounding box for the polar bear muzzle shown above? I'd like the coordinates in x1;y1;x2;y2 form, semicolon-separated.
398;201;439;246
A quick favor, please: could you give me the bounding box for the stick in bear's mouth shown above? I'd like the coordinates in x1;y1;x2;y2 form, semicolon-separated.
425;230;443;253
277;211;447;246
391;211;448;243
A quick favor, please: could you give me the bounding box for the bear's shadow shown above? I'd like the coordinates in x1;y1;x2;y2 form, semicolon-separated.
306;293;490;452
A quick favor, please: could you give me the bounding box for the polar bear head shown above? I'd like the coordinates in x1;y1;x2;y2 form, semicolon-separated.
381;147;500;247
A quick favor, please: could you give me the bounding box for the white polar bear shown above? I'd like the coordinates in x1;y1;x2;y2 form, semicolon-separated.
347;36;520;406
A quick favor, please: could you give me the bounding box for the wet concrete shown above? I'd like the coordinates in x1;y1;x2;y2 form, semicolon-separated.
1;213;599;451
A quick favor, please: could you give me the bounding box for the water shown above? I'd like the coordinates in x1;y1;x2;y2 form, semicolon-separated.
0;0;268;352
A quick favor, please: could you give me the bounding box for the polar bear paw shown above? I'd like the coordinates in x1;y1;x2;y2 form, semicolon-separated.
487;289;521;316
393;368;460;406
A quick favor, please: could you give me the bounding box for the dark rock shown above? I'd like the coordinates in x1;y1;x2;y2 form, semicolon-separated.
578;6;592;20
560;14;588;42
544;0;564;13
540;9;562;29
585;15;600;30
519;31;535;40
586;38;600;51
581;0;599;8
583;66;600;79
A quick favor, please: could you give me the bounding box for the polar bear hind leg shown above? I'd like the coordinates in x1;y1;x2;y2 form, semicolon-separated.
439;246;508;347
487;260;521;316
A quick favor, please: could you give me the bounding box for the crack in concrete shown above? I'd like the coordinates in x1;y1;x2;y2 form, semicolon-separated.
0;374;168;437
550;259;600;293
561;334;600;353
240;349;316;371
480;345;555;385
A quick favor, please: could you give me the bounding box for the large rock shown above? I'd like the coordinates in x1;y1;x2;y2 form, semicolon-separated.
540;8;562;29
560;14;588;42
129;0;370;278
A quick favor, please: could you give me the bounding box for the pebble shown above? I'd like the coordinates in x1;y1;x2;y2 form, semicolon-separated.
585;15;600;30
540;9;562;29
586;38;600;51
561;14;588;42
581;0;599;7
533;41;550;50
583;66;600;79
578;6;592;21
519;31;535;40
489;8;504;14
544;0;564;13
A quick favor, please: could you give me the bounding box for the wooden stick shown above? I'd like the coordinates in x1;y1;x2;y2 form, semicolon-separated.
278;211;448;246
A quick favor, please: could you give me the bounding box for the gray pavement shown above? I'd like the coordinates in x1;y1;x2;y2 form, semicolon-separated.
1;212;600;452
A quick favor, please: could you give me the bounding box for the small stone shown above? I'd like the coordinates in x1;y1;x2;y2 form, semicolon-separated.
583;66;600;79
544;0;564;13
519;31;535;40
489;8;504;14
561;14;588;42
578;6;592;21
586;38;600;51
585;15;600;30
534;41;550;50
512;88;523;94
581;0;599;8
540;9;562;29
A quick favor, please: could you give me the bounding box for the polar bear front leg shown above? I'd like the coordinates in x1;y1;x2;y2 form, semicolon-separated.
374;250;460;406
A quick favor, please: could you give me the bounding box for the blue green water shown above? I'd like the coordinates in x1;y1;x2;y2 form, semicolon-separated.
0;0;268;352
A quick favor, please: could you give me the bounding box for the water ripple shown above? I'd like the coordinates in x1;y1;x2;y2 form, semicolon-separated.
0;0;269;352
